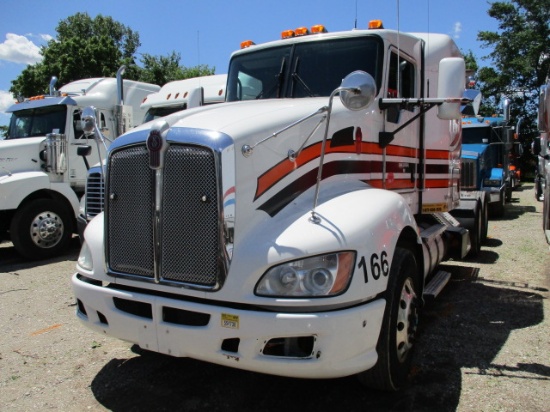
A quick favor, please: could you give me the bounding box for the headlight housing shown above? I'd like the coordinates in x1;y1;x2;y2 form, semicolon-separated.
255;251;355;298
77;241;93;271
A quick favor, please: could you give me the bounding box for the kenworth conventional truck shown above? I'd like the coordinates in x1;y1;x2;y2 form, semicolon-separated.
1;68;159;259
78;75;227;233
72;22;475;390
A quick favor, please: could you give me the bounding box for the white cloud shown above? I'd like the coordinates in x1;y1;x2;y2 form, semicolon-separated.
0;90;15;113
453;22;462;39
0;33;43;65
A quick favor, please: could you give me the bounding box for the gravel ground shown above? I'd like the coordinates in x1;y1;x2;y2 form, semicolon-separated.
0;183;548;411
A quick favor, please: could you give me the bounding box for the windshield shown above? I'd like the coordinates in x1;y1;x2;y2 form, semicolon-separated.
227;35;382;101
8;105;67;139
143;105;187;124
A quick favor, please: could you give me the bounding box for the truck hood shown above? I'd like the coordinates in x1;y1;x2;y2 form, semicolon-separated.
130;98;331;144
462;143;488;159
0;137;44;176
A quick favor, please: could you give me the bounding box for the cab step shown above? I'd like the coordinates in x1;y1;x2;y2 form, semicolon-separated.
423;270;451;299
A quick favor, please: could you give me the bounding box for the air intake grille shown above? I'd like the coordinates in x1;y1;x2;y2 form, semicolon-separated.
106;144;220;287
85;171;105;219
460;159;476;189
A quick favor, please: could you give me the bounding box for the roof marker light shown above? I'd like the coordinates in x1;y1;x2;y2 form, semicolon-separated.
311;25;327;34
295;27;309;36
240;40;256;49
281;30;295;39
368;20;384;29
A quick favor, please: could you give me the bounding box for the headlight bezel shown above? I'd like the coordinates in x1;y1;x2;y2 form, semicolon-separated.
77;240;93;271
254;251;356;298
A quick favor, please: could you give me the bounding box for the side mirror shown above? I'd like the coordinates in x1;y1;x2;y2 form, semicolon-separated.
339;71;377;111
81;106;98;137
437;57;465;120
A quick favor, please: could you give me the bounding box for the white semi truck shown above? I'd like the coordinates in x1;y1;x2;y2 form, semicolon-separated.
1;67;159;259
72;22;476;390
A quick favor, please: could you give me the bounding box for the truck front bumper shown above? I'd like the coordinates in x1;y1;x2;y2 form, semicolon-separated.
72;273;386;379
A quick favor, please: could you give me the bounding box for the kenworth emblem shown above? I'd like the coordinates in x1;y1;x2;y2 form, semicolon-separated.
146;120;170;169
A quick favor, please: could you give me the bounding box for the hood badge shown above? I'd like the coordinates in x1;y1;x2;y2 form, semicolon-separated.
147;120;170;170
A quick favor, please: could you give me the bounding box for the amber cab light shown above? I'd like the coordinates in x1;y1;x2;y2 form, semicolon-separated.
240;40;256;49
311;25;327;34
281;30;295;39
368;20;384;29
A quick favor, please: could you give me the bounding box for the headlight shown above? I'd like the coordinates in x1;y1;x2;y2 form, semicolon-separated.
77;241;93;271
255;251;355;298
483;178;501;187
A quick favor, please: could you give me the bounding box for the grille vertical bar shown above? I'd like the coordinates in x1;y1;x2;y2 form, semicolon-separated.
85;170;105;219
460;159;476;189
106;144;220;287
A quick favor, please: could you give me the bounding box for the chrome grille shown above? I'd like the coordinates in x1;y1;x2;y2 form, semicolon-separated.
85;170;105;219
106;144;220;287
461;159;476;189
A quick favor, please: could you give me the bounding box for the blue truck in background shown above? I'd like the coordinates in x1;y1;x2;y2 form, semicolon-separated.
460;97;520;220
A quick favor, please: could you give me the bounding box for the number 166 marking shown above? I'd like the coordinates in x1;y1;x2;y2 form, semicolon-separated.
358;251;389;283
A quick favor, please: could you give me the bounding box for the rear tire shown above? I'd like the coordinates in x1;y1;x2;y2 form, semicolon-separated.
10;199;73;260
358;247;420;391
467;202;482;257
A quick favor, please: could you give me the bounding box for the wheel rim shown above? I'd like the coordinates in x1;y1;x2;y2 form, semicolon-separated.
30;210;64;248
395;277;418;363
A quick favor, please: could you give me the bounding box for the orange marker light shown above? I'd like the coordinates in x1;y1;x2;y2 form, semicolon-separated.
240;40;256;49
368;20;384;29
295;27;309;36
281;30;295;39
311;24;327;34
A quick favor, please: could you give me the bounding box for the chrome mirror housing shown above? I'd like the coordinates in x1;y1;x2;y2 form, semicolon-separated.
339;71;377;111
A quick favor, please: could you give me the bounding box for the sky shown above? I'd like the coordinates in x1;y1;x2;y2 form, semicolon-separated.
0;0;500;127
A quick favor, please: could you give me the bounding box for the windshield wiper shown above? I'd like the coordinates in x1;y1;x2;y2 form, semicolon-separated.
290;57;314;97
256;57;286;99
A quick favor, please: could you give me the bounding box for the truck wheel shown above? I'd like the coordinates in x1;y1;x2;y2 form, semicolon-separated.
357;247;419;391
10;199;73;260
480;197;489;244
490;190;505;219
467;202;482;257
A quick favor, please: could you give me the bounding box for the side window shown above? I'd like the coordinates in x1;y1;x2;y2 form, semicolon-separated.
388;52;415;98
387;52;416;123
73;110;83;138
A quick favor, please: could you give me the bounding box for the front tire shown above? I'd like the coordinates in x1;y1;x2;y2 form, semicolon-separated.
10;199;73;260
358;247;420;391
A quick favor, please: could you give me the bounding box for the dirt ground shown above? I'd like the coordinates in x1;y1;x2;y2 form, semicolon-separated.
1;183;549;412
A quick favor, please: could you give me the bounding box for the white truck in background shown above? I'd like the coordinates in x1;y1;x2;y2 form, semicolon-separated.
141;74;227;122
0;67;159;259
78;74;227;232
73;21;477;391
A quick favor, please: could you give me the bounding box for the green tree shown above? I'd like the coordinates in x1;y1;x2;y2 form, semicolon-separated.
138;52;215;86
476;0;550;131
10;13;141;97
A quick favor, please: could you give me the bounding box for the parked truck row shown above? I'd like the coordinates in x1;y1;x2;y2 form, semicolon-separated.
71;21;484;391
